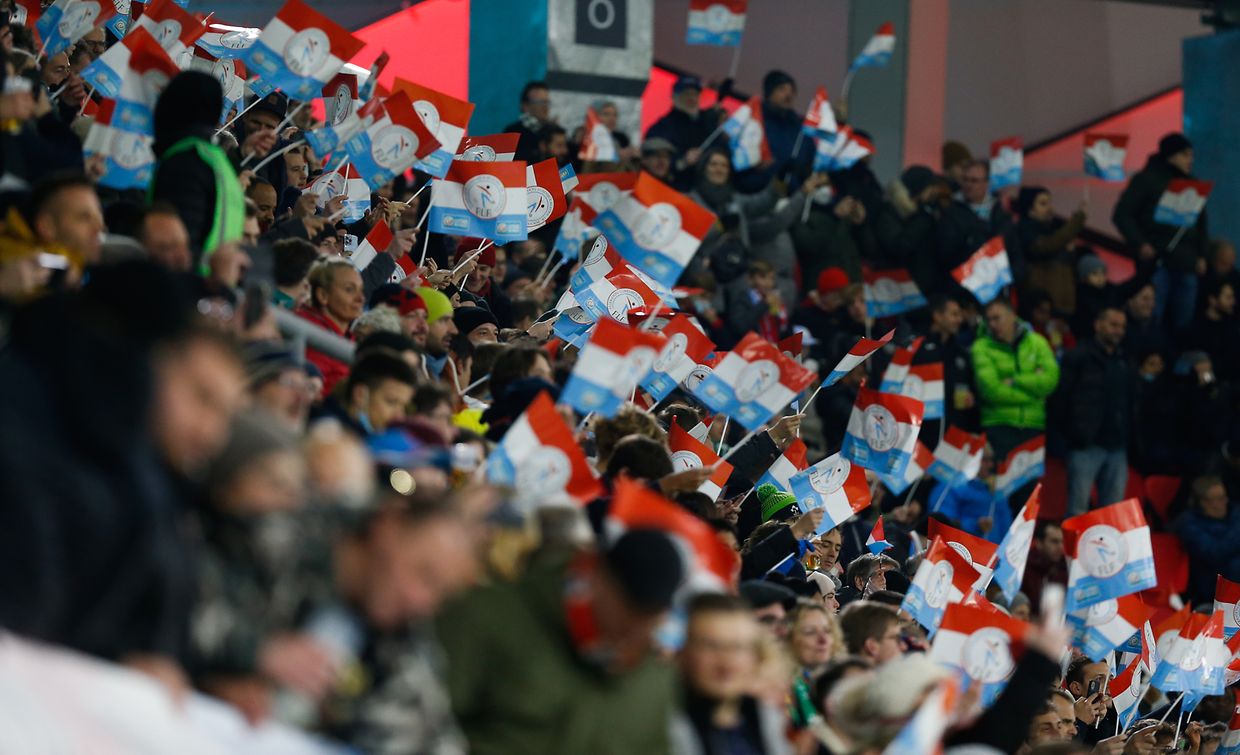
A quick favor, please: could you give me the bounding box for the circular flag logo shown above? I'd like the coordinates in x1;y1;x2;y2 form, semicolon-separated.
617;346;658;388
963;627;1014;683
461;145;496;161
671;450;703;471
862;404;899;452
463;174;507;220
220;29;258;50
154;19;182;48
283;27;331;77
329;85;353;126
414;99;441;135
808;456;851;496
211;59;236;91
1084;599;1118;627
925;561;955;608
565;306;591;325
585;181;622;211
654;332;689;372
371;126;419;169
633;202;682;250
684;364;713;391
516;446;572;499
871;277;900;302
59;2;101;41
109;130;150;170
735;359;779;402
1078;524;1128;579
703;3;732;31
584;235;609;265
946;541;974;567
605;288;644;323
527;186;555;227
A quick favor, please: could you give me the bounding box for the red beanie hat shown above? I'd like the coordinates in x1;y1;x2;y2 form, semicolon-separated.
378;289;427;317
817;267;850;296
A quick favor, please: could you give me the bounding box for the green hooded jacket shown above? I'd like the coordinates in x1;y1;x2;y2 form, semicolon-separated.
971;319;1060;429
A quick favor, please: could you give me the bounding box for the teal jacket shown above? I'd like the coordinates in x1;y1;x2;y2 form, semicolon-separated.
971;320;1060;429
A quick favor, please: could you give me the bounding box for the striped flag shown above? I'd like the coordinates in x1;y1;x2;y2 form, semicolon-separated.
559;163;579;194
391;77;476;178
83;98;155;190
561;318;665;418
638;312;716;401
864;267;927;318
802;86;838;136
1068;593;1157;662
841;385;924;480
813;126;874;172
579;107;618;163
952;236;1012;305
926;428;986;487
992;485;1041;602
575;172;639;225
429;160;528;243
669;422;733;502
487;392;603;508
37;0;116;58
594;172;717;287
929;518;997;592
1216;576;1240;639
305;161;370;223
788;452;872;535
458;133;520;163
877;441;933;496
757;438;809;493
345;91;441;191
304;95;382;160
189;48;248;122
575;271;662;326
721;96;771;171
988;137;1023;192
1154;179;1213;228
850;21;896;70
823;329;894;387
681;350;726;394
902;537;980;635
80;26;175;101
878;337;923;392
242;0;365;100
1149;611;1219;693
1109;655;1148;731
348;221;393;273
994;435;1046;500
1084;133;1128;182
1063;498;1157;613
929;603;1029;706
321;69;361;127
127;0;205;64
685;0;747;46
690;332;816;431
526;158;569;232
196;20;261;60
867;517;893;555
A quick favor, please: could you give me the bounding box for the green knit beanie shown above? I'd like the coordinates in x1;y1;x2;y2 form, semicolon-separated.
415;287;454;324
758;483;799;522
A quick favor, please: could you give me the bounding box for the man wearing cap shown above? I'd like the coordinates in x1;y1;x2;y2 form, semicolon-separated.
732;70;815;194
371;285;430;346
453;306;499;347
415;287;458;380
645;74;729;189
438;529;684;753
1114;132;1210;330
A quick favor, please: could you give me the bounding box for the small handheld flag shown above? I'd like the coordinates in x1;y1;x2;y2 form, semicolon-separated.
901;537;980;635
1062;498;1157;613
305;162;370;222
993;435;1046;500
988;137;1023;192
823;329;894;387
638;312;716;401
487;392;603;508
756;438;809;494
788;452;872;535
867;517;893;554
243;0;365;101
929;603;1029;706
1068;593;1157;662
561;318;665;418
841;385;924;480
344;91;442;190
579;107;618;163
429;160;529;244
802;86;838;136
594;172;717;287
952;236;1012;305
876;441;933;497
690;332;816;431
863;268;926;318
850;21;896;70
813;126;874;172
878;337;923;393
391;78;476;178
196;21;261;60
525;158;569;232
928;518;998;592
1084;133;1128;182
458;133;520;163
1109;655;1148;732
1216;575;1240;639
668;422;733;502
927;428;986;487
38;0;116;59
1153;179;1213;228
992;485;1041;602
83;98;155;190
574;172;640;225
721;96;771;171
575;271;661;327
685;0;747;47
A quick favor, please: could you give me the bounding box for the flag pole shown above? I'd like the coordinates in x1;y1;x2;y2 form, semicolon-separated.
1166;224;1190;253
727;40;743;79
720;429;758;463
798;380;827;415
248;138;306;173
452;241;494;274
840;68;857;105
717;416;730;455
76;86;96;118
216;84;267;135
1156;692;1186;725
416;223;432;269
537;258;567;288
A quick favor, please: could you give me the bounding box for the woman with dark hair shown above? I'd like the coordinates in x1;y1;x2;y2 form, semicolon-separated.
1015;186;1086;315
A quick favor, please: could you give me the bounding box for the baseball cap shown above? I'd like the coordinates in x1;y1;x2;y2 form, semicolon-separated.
673;75;703;94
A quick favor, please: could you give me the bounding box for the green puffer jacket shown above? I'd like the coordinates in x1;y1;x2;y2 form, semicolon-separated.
971;320;1060;429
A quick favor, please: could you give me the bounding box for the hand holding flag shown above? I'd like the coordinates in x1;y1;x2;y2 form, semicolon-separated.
243;0;365;101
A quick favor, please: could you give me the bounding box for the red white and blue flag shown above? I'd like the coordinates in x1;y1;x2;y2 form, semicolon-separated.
757;438;809;493
895;363;945;421
321;69;362;128
1149;611;1224;693
813;126;874;172
37;0;116;58
841;385;924;480
867;517;893;555
824;329;894;386
721;96;771;171
1063;498;1157;613
347;219;393;273
553;201;592;261
575;172;640;225
392;77;476;178
196;21;261;60
929;603;1029;706
595;172;718;287
243;0;365;101
1217;702;1240;755
80;25;177;101
952;235;1012;305
575;270;662;327
690;332;815;431
458;133;520;163
561;318;665;418
1084;133;1128;182
1154;179;1213;228
989;137;1023;191
927;428;986;487
526;158;569;232
901;537;980;635
111;27;179;131
992;485;1041;602
129;0;204;64
877;440;933;496
850;21;896;70
878;337;922;392
1069;593;1157;662
802;86;838;136
638;312;716;401
189;48;249;122
685;0;747;47
994;435;1046;500
788;452;872;535
305;96;382;160
487;392;602;508
880;677;960;755
579;107;618;163
1109;655;1148;731
929;518;998;592
681;350;726;394
9;0;40;28
1216;576;1240;639
83;98;155;190
306;161;370;223
864;267;926;318
345;91;441;191
669;421;733;502
429;159;528;243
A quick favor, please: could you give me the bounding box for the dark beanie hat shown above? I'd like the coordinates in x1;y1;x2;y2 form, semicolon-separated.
1158;132;1192;161
481;379;560;441
454;305;499;336
1015;186;1049;218
153;71;223;154
738;579;798;610
901;165;936;197
762;69;796;99
604;529;684;612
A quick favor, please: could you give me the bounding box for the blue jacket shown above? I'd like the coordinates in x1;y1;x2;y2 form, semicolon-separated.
929;479;1012;545
1174;506;1240;602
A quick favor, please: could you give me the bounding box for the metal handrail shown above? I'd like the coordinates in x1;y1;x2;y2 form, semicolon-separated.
272;306;355;364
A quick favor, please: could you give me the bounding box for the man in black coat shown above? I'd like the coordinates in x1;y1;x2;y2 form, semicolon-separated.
1053;306;1137;516
501;81;553;165
644;75;727;190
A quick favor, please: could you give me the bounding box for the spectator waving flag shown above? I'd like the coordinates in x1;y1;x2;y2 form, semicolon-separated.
802;86;838;136
788;452;872;535
391;78;476;178
823;329;894;387
305;96;382;160
877;441;933;496
1068;593;1157;662
881;678;960;755
902;537;981;635
37;0;115;58
345;91;441;190
952;235;1012;305
458;133;520;162
83;99;154;190
929;603;1029;706
1110;656;1148;732
757;438;809;493
929;518;998;592
1084;133;1128;182
1149;612;1216;693
561;318;665;418
526;158;568;232
579;107;618;163
850;22;896;70
595;172;717;287
576;271;662;326
685;0;747;46
306;161;369;222
813;126;874;172
668;422;733;502
988;137;1023;192
690;332;815;431
927;428;986;487
878;337;922;392
81;26;170;100
993;435;1045;500
992;485;1041;602
347;220;393;273
1215;576;1240;638
864;267;926;318
1062;498;1157;612
867;517;893;554
639;313;716;401
429;160;528;243
721;96;771;172
1153;179;1213;227
243;0;365;101
196;21;261;59
487;392;603;509
841;385;924;480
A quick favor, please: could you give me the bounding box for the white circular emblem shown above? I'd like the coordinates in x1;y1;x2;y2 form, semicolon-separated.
1084;599;1118;627
703;3;732;31
329;85;353;126
684;365;713;391
671;450;703;471
109;130;149;169
283;27;330;77
142;69;171;100
735;359;779;402
371;125;419;169
633;202;682;250
972;255;999;285
617;346;657;388
516;446;572;498
862;404;899;452
219;29;258;50
210;59;235;90
872;277;900;301
903;374;925;400
963;627;1014;683
413;99;441;135
1233;602;1240;630
945;541;974;567
586;181;622;211
654;332;688;371
605;288;644;323
808;456;851;496
924;561;955;608
461;144;496;161
565;306;591;325
585;235;608;264
154;19;181;47
1078;524;1128;579
463;174;507;220
527;185;555;226
59;1;100;40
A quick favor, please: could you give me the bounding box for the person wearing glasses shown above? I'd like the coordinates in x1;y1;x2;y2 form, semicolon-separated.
837;552;898;607
502;80;554;165
785;601;841;730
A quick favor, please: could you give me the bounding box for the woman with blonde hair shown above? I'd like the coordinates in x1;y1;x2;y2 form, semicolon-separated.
785;599;842;730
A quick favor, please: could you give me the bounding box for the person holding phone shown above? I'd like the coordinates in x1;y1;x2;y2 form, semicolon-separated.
1063;655;1115;742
